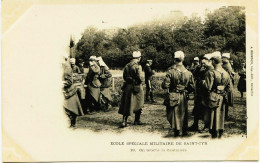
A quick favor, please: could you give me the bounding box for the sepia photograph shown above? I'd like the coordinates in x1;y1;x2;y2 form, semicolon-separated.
63;5;247;139
2;0;258;162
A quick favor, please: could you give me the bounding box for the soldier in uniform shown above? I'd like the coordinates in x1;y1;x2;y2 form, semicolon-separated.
144;60;156;103
202;52;232;138
162;51;195;137
70;58;81;73
78;59;85;74
62;57;84;127
85;56;101;113
97;57;113;112
237;62;246;98
190;57;200;73
118;51;144;128
189;54;214;131
222;53;234;120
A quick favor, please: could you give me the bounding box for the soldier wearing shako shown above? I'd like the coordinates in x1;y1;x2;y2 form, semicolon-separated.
144;60;156;103
202;52;232;138
189;53;214;131
222;53;234;120
118;51;144;128
162;51;195;137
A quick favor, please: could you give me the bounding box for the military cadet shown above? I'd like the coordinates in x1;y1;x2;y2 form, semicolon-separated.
144;60;156;103
97;57;113;112
118;51;144;128
70;58;81;73
222;53;234;120
162;51;195;137
77;58;85;74
189;54;214;131
190;57;200;73
85;56;101;113
237;62;246;98
202;52;232;138
62;57;84;127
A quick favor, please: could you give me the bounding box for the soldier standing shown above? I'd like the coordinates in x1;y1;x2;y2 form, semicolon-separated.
189;54;214;131
85;56;101;113
202;52;232;138
97;57;113;112
118;51;144;128
144;60;156;103
162;51;195;137
237;62;246;98
222;53;234;120
62;57;84;127
190;57;200;73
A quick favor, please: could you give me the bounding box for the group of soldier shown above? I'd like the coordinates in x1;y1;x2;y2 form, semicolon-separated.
62;56;113;127
62;49;246;139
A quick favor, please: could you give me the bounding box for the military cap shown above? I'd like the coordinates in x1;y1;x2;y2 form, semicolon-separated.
174;51;185;59
132;51;141;58
222;53;230;59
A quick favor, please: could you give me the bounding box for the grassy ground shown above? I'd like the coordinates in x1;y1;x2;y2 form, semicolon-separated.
76;70;246;138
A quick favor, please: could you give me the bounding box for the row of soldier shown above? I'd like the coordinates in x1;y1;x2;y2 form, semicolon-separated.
62;56;113;127
62;50;246;138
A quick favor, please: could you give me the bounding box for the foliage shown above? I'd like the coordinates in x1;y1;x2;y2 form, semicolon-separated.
74;6;245;71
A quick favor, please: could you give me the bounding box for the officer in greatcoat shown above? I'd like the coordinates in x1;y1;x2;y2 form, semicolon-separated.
97;57;113;112
189;53;214;131
202;51;232;138
162;51;195;137
85;56;101;113
118;51;144;128
62;57;84;127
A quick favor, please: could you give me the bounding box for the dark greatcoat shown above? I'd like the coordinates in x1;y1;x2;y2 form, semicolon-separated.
118;60;144;116
237;68;246;92
63;63;84;116
202;65;232;131
162;64;195;132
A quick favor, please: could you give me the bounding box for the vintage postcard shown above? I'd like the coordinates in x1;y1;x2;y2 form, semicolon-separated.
2;0;258;161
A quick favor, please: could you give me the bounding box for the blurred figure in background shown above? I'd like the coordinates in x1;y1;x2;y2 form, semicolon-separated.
70;58;80;74
97;57;113;112
222;53;234;120
62;56;84;128
237;62;246;98
162;51;195;137
77;58;85;74
190;57;200;73
118;51;144;127
144;59;156;103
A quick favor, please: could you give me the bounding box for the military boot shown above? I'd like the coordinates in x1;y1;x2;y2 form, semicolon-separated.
134;110;143;125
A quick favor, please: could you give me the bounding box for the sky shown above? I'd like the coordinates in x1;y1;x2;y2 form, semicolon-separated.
30;3;226;42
